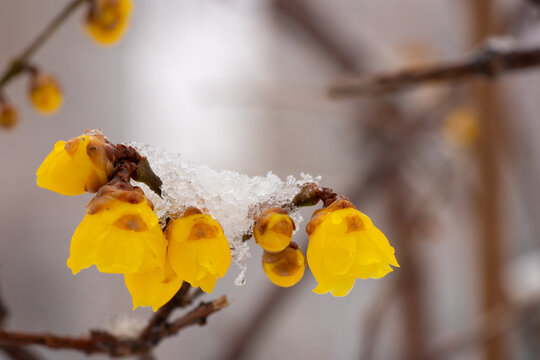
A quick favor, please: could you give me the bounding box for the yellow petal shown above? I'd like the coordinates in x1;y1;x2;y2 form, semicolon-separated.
125;260;183;311
197;274;219;293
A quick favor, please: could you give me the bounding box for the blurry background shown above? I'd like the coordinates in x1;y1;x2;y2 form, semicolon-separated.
2;0;540;359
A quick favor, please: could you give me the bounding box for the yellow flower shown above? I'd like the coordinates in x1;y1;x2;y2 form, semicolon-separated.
254;207;295;253
166;208;231;293
67;185;167;275
0;103;17;130
442;107;480;147
85;0;133;46
306;200;399;297
262;242;305;287
29;73;63;115
125;258;183;311
36;134;115;196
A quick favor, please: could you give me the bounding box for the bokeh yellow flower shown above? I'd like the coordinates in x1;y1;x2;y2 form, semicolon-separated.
29;73;63;115
253;207;295;253
307;200;399;297
36;133;115;195
67;184;167;275
85;0;133;46
166;208;231;293
125;258;183;311
262;242;305;287
443;106;480;147
0;103;17;130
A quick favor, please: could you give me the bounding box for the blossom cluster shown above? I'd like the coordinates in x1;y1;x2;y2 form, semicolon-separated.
36;131;399;310
1;0;133;129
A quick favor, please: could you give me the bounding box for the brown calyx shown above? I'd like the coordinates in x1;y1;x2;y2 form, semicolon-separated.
88;182;147;215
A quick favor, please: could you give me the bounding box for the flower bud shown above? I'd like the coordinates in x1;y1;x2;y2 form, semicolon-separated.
67;182;167;275
36;133;115;195
253;207;295;253
307;200;399;297
85;0;133;46
29;73;63;115
262;242;305;287
0;102;17;130
166;208;231;293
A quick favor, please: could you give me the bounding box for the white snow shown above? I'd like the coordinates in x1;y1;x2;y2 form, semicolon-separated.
131;143;320;286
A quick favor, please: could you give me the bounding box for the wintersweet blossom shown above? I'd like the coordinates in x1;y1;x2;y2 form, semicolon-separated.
166;208;231;293
36;134;115;195
306;199;399;297
253;207;295;253
67;184;167;275
29;73;63;115
262;242;305;287
85;0;133;46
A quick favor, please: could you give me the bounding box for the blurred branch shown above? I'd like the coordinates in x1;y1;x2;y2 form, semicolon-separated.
329;40;540;98
427;299;540;360
0;295;228;357
273;0;360;71
0;0;88;88
360;276;402;360
137;283;203;346
0;281;44;360
470;1;508;360
0;345;44;360
0;286;7;328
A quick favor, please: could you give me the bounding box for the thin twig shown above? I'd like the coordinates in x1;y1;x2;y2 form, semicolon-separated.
0;0;89;88
0;296;228;357
329;40;540;98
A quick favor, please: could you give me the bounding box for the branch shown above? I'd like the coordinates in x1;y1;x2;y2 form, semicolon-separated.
0;0;89;88
137;283;204;347
427;299;540;360
329;40;540;98
0;296;228;357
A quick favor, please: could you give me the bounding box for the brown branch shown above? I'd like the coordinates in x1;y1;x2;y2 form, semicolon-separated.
0;0;89;88
0;296;228;357
329;40;540;98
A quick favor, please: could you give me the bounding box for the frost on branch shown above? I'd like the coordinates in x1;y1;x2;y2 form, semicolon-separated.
131;143;320;286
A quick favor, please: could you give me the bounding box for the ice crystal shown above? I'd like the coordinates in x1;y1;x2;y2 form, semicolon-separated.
131;143;320;286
